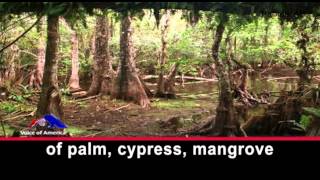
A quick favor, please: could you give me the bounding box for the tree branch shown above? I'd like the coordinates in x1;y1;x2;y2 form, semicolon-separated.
0;15;42;53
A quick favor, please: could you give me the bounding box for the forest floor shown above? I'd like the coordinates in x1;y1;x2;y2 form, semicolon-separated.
1;66;320;136
0;81;219;136
62;91;217;136
66;78;222;136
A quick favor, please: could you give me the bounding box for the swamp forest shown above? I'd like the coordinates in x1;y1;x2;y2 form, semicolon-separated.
1;2;320;137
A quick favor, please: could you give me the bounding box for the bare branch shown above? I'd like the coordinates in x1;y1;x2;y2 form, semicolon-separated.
0;15;42;53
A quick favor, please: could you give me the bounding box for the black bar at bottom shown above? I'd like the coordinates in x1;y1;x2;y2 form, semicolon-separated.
0;140;319;161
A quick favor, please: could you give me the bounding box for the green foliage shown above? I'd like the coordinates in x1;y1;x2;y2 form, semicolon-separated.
300;114;311;128
8;86;33;103
2;6;320;90
167;12;212;75
303;107;320;118
0;124;15;136
60;87;71;96
153;99;200;109
65;126;87;136
132;10;161;72
0;100;36;114
77;101;88;108
8;94;25;103
58;21;72;78
232;15;278;64
0;102;17;113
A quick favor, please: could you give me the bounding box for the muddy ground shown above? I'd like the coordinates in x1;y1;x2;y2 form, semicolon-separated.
62;80;220;136
0;82;219;137
1;67;319;136
63;91;217;136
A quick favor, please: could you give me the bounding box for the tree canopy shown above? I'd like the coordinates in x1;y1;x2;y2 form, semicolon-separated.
1;2;320;16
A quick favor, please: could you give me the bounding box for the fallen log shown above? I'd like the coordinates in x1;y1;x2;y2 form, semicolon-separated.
182;80;218;84
145;80;218;87
143;75;216;82
265;75;320;83
262;76;299;81
75;95;100;102
72;91;88;98
106;104;131;112
70;88;84;93
2;110;36;122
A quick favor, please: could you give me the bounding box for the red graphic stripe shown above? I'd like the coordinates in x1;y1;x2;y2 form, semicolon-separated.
0;136;320;141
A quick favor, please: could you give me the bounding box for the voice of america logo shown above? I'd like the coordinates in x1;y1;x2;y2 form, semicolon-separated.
19;114;68;136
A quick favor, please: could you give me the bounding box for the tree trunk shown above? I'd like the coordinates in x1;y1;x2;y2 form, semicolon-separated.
156;11;170;97
210;14;241;136
261;18;270;67
233;36;237;60
227;32;260;107
100;16;115;95
68;27;81;91
239;68;248;92
109;17;114;38
29;17;45;89
88;32;96;60
296;32;313;92
163;63;179;97
0;44;19;86
4;45;18;84
36;15;63;119
111;14;150;108
264;18;270;45
87;15;114;96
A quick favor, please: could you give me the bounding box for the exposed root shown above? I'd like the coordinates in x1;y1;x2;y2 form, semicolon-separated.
234;88;270;106
155;63;179;98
